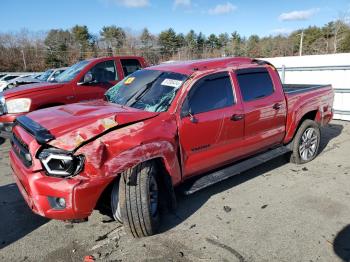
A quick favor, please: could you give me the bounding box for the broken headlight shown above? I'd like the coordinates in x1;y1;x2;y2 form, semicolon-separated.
38;148;84;177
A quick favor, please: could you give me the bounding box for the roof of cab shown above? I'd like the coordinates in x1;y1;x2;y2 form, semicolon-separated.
85;55;145;63
147;57;256;75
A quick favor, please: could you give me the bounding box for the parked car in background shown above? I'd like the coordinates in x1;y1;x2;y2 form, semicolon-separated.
4;68;67;90
38;67;68;82
0;56;148;138
0;73;34;92
8;57;334;237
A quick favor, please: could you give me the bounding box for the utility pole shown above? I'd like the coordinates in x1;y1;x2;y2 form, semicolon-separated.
299;31;304;56
21;50;27;71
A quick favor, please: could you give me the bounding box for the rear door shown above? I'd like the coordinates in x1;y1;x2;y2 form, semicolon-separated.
119;59;143;78
235;67;286;154
178;72;244;177
74;59;119;102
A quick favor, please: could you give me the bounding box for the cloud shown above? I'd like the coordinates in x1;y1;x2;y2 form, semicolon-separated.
102;0;149;8
208;2;237;15
279;8;319;21
174;0;191;8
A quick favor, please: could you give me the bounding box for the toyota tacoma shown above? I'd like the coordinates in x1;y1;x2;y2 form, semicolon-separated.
9;57;334;237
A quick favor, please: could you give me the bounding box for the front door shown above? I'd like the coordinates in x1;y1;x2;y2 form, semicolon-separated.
178;72;244;177
75;60;119;102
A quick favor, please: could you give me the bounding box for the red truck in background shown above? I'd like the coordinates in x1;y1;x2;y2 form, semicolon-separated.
0;56;148;138
9;57;334;238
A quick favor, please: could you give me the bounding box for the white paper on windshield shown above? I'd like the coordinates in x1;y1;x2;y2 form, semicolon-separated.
161;79;183;88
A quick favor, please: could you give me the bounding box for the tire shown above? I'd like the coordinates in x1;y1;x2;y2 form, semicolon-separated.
289;119;321;164
119;161;160;237
111;178;122;223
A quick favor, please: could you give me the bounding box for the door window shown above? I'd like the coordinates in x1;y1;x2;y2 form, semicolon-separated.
236;68;274;102
121;59;142;76
89;60;118;83
183;72;234;115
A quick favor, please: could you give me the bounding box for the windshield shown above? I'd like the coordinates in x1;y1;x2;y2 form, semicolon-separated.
54;60;89;83
105;69;188;113
37;70;53;81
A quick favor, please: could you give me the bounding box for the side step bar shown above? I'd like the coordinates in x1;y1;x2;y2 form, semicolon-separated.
183;146;291;195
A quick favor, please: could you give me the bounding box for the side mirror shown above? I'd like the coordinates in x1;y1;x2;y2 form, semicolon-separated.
78;72;93;85
48;77;55;82
181;102;198;123
188;109;198;123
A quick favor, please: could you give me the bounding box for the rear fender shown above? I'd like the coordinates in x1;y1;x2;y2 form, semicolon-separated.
284;108;319;144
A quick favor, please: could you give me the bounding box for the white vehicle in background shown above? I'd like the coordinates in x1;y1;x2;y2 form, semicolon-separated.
2;68;67;91
0;73;32;92
37;67;67;82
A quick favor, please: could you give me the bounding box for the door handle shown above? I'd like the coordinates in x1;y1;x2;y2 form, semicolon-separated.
273;103;281;110
231;114;244;121
66;96;75;100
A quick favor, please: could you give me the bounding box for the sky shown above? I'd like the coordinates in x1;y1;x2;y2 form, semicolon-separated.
0;0;349;37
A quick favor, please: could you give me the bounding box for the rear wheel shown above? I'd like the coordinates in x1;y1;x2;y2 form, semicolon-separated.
289;120;320;164
119;161;160;237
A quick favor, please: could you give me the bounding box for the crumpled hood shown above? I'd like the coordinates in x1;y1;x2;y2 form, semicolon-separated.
26;100;159;151
3;82;64;98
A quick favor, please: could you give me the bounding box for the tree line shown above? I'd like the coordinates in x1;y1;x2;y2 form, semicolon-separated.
1;20;350;72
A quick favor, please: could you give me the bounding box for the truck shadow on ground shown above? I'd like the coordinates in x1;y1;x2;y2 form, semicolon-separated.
334;225;350;262
159;122;344;234
0;183;48;249
318;123;343;154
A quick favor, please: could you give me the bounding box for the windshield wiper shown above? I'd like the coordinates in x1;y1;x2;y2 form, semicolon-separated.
125;77;159;107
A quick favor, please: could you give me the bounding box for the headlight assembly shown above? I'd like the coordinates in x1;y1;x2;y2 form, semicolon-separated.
6;98;31;113
38;148;84;177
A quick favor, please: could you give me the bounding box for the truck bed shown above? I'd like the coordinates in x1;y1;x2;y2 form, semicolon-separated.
283;82;334;144
282;84;330;94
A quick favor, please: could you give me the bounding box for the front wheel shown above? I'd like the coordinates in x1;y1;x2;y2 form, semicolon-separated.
119;161;160;237
289;119;321;164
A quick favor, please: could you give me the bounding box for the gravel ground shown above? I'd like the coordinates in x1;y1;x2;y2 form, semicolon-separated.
0;120;349;262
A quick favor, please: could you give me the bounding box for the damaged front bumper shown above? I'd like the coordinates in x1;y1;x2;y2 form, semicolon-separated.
10;149;114;220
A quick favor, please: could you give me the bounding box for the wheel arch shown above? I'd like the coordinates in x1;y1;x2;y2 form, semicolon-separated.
94;155;178;215
285;109;318;144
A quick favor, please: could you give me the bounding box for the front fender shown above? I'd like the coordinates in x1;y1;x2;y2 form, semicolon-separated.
77;139;182;186
104;141;182;185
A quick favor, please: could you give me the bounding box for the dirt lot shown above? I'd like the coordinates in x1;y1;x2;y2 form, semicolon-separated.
0;120;350;262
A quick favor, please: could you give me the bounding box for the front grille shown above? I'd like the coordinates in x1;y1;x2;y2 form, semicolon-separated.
11;132;32;167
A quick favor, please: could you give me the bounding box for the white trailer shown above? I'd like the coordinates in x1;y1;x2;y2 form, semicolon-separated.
263;53;350;121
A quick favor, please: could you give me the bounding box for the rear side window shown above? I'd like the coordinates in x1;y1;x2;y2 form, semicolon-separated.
185;72;234;115
236;68;274;102
121;59;142;77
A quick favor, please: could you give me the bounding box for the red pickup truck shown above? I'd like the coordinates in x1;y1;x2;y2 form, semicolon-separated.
9;57;333;238
0;56;148;138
